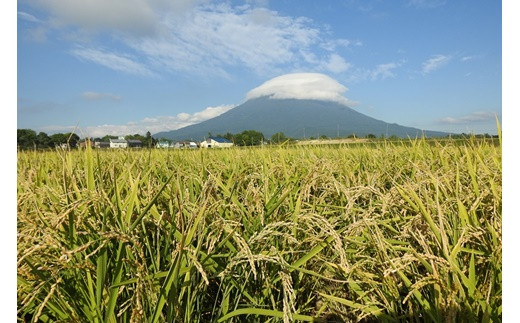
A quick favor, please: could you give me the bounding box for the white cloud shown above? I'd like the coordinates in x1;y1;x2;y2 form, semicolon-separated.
190;105;236;122
39;104;235;138
142;117;159;123
439;111;499;124
25;1;356;78
342;61;402;83
82;91;122;101
246;73;354;106
422;54;451;74
18;11;49;42
128;4;325;76
370;62;399;80
71;48;157;77
320;54;352;74
29;0;210;35
319;38;358;51
18;11;42;23
461;55;474;62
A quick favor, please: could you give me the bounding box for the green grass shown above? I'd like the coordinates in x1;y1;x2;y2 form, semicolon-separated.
17;137;501;322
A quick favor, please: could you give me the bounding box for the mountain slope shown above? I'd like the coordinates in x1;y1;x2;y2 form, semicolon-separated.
154;97;449;140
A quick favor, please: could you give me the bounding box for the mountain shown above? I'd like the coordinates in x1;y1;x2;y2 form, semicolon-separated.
154;97;449;140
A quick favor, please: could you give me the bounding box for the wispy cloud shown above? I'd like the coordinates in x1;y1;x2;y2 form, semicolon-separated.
320;54;352;74
129;4;326;76
38;104;235;137
407;0;446;9
18;11;49;42
82;91;122;101
460;55;475;62
438;111;500;124
71;48;157;77
319;38;361;51
343;61;402;83
18;11;42;23
26;2;358;78
370;62;400;80
422;54;451;74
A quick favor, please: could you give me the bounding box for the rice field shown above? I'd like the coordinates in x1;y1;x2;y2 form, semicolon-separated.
17;136;501;322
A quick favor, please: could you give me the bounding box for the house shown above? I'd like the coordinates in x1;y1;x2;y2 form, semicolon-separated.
94;141;110;149
78;140;94;149
127;139;143;148
176;141;199;149
156;141;171;149
109;137;128;149
200;137;233;148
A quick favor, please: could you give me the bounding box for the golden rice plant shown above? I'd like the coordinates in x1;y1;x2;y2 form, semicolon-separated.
17;136;501;322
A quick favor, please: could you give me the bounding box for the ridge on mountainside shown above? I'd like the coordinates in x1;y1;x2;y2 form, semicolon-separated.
153;97;449;140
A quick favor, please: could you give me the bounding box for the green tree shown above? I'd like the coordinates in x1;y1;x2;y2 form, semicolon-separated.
101;135;118;142
49;133;66;147
271;132;287;144
223;132;234;142
126;133;147;143
145;131;153;148
36;132;51;149
17;129;82;149
234;130;264;146
17;129;37;150
64;133;80;148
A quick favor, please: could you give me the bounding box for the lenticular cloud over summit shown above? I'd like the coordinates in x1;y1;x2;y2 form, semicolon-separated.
246;73;353;106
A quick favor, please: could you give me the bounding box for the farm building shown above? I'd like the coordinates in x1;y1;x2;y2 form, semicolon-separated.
109;137;128;149
78;140;94;149
127;139;143;148
177;141;199;149
94;141;110;149
200;137;233;148
156;141;172;148
186;141;199;148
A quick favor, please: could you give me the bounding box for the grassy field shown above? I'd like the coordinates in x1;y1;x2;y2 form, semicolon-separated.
17;136;501;322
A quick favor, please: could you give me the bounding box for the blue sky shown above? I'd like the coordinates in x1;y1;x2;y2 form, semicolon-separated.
17;0;502;137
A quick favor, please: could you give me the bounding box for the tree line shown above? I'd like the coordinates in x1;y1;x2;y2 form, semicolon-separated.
93;131;157;148
207;130;291;146
209;130;387;145
18;127;498;151
208;130;266;146
17;129;81;150
17;129;157;150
